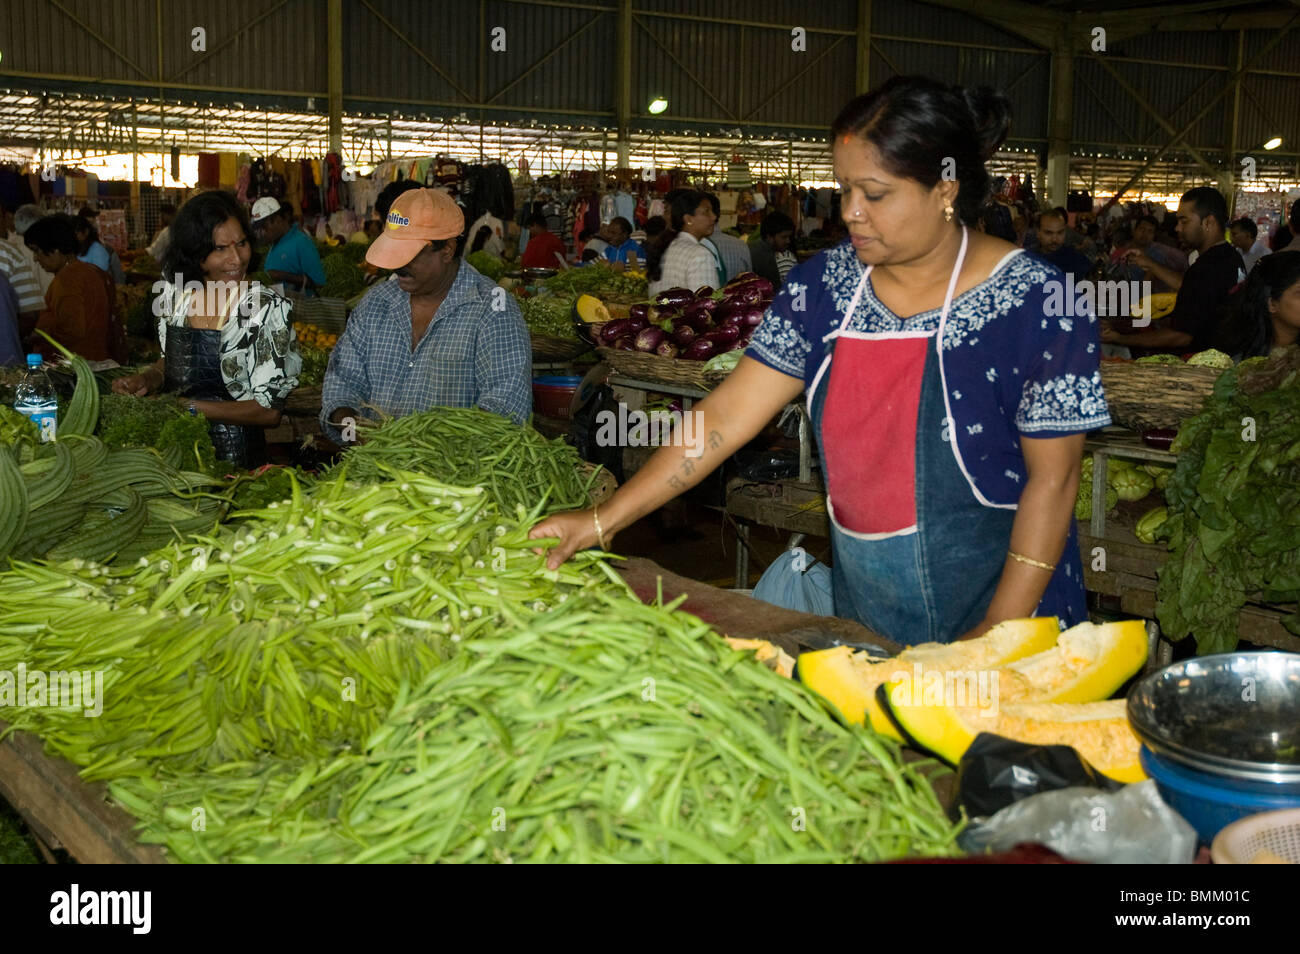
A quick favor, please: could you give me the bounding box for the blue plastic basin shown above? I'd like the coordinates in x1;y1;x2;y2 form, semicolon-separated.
1140;747;1300;843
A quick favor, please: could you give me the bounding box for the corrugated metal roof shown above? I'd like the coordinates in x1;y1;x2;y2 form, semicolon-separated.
1073;57;1227;154
873;0;1039;52
634;0;857;33
1236;74;1300;154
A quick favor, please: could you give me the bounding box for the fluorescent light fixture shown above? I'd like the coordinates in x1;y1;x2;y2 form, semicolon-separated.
1264;137;1282;150
648;96;668;115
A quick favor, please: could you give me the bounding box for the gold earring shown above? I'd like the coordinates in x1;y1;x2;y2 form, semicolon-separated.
944;204;954;223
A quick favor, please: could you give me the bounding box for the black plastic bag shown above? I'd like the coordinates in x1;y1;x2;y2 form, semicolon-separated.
955;733;1120;822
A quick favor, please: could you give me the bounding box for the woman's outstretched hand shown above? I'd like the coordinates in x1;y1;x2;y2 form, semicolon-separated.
528;509;602;570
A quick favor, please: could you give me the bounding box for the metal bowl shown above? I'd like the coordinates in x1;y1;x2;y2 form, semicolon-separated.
523;267;558;280
1127;652;1300;785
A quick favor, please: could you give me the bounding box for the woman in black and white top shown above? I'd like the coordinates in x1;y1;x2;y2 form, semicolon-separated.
112;190;301;469
647;191;725;296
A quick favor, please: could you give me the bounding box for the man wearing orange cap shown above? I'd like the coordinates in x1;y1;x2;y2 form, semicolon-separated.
320;188;531;441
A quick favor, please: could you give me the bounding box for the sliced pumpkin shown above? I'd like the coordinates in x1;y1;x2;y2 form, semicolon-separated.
796;617;1060;741
997;619;1148;704
724;637;795;679
882;696;1146;784
575;294;611;323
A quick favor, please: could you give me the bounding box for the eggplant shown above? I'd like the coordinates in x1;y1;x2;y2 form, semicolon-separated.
685;298;718;318
599;318;633;344
748;276;774;297
626;315;648;333
720;311;744;327
629;302;651;321
707;325;741;346
635;327;666;352
655;287;694;307
735;284;765;306
671;325;697;347
1142;428;1178;450
682;338;716;361
612;335;636;351
655;340;680;359
693;285;715;299
738;306;765;327
723;271;760;291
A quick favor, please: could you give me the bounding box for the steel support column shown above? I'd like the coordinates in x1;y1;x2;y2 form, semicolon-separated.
856;0;873;93
616;0;632;167
328;0;343;156
1220;31;1244;215
1045;22;1073;209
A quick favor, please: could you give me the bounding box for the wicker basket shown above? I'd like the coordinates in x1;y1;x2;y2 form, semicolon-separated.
581;462;618;507
597;347;723;391
284;385;323;417
289;297;349;333
1100;361;1222;432
531;334;591;362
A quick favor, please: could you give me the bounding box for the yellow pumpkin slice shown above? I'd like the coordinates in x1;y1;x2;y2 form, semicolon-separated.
796;617;1060;741
575;294;611;323
724;637;795;679
881;696;1146;784
997;619;1148;703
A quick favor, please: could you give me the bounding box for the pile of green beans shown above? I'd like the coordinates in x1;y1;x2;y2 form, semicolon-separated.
336;406;597;516
0;466;960;862
0;467;614;782
105;589;960;863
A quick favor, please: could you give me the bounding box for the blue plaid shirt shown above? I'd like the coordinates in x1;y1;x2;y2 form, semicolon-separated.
320;263;531;441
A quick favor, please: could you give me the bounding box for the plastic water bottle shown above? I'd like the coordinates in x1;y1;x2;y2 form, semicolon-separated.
14;353;58;443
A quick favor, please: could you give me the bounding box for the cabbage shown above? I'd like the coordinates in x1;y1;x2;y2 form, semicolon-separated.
1187;349;1233;369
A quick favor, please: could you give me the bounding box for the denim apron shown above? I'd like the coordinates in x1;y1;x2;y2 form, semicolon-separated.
808;229;1087;645
164;295;267;470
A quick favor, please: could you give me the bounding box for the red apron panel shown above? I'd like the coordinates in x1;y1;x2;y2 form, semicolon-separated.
820;333;931;536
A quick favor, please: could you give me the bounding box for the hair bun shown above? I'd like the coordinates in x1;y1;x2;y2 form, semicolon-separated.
961;86;1013;162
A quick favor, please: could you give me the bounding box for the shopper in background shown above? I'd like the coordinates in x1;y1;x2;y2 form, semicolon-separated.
748;211;796;288
1104;187;1246;353
646;191;723;295
519;213;567;269
321;188;530;443
111;190;300;469
0;273;23;367
467;201;511;259
22;215;115;361
72;213;125;285
148;203;176;263
1230;217;1272;273
9;205;52;297
1218;251;1300;359
251;197;327;296
1;202;17;244
0;222;44;339
702;193;752;282
1280;202;1300;253
577;226;609;261
1032;208;1093;282
601;217;644;267
1125;213;1187;292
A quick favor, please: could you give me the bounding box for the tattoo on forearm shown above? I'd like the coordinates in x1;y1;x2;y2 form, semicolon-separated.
708;430;723;450
667;475;684;491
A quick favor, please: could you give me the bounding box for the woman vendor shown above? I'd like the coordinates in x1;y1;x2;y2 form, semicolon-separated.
112;190;301;469
531;76;1109;645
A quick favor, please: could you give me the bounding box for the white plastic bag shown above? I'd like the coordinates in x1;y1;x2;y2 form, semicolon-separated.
960;780;1197;864
750;548;834;617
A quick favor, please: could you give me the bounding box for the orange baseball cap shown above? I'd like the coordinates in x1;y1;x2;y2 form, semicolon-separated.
366;188;465;269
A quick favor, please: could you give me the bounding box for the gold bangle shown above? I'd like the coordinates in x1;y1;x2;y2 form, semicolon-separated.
1009;550;1056;572
592;507;608;550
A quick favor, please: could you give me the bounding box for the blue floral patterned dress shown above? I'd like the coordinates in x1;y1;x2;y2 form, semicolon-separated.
747;231;1110;645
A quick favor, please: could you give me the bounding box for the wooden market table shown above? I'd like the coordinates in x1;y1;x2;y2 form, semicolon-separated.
0;720;164;864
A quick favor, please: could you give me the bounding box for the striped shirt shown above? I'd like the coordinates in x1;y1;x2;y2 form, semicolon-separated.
706;231;753;283
320;263;532;442
0;239;45;314
649;232;722;296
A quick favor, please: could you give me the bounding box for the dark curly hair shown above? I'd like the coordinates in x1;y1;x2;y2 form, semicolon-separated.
1220;250;1300;358
830;75;1013;227
163;190;261;285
